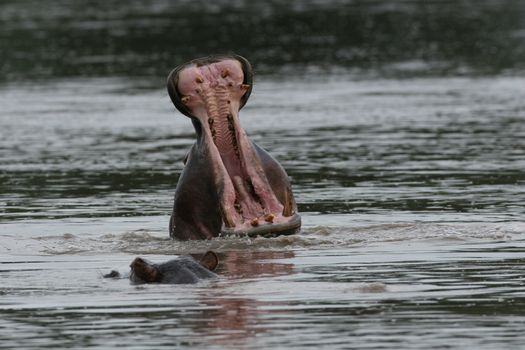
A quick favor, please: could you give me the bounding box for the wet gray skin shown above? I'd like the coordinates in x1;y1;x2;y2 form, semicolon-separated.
167;55;301;240
105;251;219;284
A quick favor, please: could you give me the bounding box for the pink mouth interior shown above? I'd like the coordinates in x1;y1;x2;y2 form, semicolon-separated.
176;59;291;231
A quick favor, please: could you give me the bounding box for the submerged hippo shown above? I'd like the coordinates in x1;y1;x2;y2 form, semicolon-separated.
104;251;219;284
167;54;301;240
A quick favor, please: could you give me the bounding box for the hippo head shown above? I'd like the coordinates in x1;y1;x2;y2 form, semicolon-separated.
129;252;219;284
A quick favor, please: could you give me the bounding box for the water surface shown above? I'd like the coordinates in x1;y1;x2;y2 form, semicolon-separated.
1;1;525;349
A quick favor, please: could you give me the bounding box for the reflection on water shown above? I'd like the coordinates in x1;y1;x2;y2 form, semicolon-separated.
197;251;295;347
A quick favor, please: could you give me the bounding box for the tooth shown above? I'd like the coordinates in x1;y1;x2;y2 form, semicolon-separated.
221;69;229;78
250;218;259;227
223;211;235;228
264;214;275;223
282;190;294;217
181;96;190;104
195;76;204;83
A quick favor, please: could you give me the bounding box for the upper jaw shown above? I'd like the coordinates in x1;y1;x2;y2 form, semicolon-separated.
167;54;253;120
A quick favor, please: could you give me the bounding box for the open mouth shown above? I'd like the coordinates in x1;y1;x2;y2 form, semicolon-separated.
167;55;300;236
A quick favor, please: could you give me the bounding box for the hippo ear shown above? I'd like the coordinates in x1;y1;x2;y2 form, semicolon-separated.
199;251;219;271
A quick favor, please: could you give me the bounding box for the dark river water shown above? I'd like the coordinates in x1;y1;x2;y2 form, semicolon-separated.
1;1;525;349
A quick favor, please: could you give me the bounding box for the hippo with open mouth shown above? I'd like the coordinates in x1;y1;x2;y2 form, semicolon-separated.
167;55;301;240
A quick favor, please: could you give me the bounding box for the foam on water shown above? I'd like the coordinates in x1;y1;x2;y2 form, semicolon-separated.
2;215;524;257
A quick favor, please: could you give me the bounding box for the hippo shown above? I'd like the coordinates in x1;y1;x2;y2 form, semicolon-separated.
167;54;301;240
104;251;219;284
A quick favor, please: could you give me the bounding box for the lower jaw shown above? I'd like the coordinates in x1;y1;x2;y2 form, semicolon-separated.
203;116;298;235
220;213;302;237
